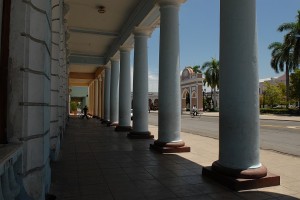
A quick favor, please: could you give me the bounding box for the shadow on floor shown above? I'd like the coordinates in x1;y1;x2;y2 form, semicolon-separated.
49;118;296;200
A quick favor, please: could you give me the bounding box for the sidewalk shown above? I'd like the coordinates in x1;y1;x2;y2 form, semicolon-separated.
50;117;300;200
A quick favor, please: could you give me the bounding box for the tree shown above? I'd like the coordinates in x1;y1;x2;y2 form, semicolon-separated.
277;10;300;66
70;101;77;113
269;10;300;108
192;65;201;74
201;58;219;110
277;82;287;105
290;69;300;110
268;41;294;108
264;82;282;108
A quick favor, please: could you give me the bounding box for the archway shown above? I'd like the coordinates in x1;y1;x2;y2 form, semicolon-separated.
182;89;190;111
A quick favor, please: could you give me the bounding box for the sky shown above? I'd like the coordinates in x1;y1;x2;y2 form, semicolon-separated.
143;0;300;92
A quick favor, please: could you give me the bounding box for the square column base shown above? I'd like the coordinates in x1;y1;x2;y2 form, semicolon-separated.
202;166;280;191
107;122;118;127
149;144;191;153
101;120;109;124
127;131;154;139
115;126;132;132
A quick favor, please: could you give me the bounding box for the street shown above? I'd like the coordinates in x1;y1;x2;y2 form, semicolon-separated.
148;112;300;157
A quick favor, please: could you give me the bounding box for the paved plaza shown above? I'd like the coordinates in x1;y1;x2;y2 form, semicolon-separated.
50;117;300;200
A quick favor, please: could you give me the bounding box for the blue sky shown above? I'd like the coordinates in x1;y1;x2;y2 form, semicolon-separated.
145;0;300;92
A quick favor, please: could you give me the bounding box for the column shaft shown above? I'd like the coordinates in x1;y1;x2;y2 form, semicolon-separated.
109;59;120;125
128;29;153;138
219;0;260;169
98;78;102;118
101;74;105;119
116;48;132;131
94;79;99;117
150;0;189;152
202;0;279;191
104;68;111;122
158;3;181;142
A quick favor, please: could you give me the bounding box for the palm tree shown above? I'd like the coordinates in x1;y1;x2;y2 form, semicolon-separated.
277;10;300;66
192;65;201;74
271;10;300;108
268;40;294;108
201;58;219;110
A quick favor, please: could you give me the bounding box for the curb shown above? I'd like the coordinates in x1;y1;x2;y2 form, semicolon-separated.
151;112;300;122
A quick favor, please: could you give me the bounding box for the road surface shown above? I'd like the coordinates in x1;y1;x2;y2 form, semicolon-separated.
148;113;300;157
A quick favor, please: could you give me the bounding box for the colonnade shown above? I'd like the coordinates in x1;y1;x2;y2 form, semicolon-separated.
91;0;278;190
2;0;279;198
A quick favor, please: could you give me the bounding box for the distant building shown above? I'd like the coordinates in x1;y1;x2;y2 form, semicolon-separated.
131;92;159;110
180;67;204;111
259;74;285;95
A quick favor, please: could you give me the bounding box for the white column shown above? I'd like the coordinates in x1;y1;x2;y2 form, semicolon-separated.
128;28;153;138
103;67;111;122
116;46;132;131
108;59;120;126
94;79;99;117
98;77;102;118
202;1;274;186
150;0;189;152
217;0;263;170
101;73;105;119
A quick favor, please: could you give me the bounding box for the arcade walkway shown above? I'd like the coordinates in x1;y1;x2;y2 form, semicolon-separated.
50;117;300;200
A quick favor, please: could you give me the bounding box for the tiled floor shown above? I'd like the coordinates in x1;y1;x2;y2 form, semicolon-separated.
50;117;300;200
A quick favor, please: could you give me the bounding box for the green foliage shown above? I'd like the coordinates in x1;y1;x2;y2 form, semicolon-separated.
70;101;77;112
192;65;201;74
277;82;287;105
260;108;299;115
263;82;282;107
268;10;300;107
201;58;219;110
201;58;219;90
277;10;300;66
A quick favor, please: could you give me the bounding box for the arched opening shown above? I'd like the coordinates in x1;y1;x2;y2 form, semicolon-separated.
149;99;153;111
191;91;197;109
186;92;190;111
182;89;190;111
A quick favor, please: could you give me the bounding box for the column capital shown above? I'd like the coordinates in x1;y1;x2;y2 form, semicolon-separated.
110;56;120;62
133;27;153;37
156;0;186;7
104;65;111;69
120;45;133;52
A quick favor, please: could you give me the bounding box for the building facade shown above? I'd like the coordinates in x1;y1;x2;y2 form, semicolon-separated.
181;67;204;111
259;74;286;95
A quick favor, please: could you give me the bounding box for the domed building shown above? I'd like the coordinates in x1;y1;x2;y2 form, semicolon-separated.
181;67;204;112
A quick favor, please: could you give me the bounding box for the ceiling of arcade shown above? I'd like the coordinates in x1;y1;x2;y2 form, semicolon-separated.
65;0;160;86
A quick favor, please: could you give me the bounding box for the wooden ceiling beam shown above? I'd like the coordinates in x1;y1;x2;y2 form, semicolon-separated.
95;67;104;78
69;82;89;87
69;72;94;79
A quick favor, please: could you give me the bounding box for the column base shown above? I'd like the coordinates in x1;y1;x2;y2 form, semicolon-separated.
101;119;109;124
127;131;154;139
107;121;118;127
150;140;191;153
115;126;132;132
202;161;280;191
